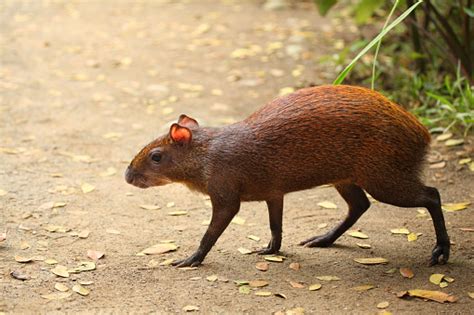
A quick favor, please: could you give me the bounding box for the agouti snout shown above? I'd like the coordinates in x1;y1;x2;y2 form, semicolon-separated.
126;85;450;267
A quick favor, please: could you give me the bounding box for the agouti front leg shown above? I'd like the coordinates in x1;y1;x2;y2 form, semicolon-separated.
254;197;283;255
299;184;370;247
172;195;240;267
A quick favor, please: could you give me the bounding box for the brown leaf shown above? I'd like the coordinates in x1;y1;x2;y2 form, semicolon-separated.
141;243;177;255
14;255;32;263
400;267;414;279
87;250;104;261
249;280;269;288
289;281;305;289
404;289;457;303
352;284;375;292
289;262;301;271
256;262;269;271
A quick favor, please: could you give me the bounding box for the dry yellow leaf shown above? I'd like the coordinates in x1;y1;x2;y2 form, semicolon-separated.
316;275;340;281
41;292;72;300
81;183;95;194
377;301;389;309
439;282;448;288
390;228;410;235
78;230;90;239
54;283;69;292
436;133;452;141
309;283;322;291
100;167;117;177
279;87;295;96
407;233;418;242
72;284;90;296
183;305;199;312
445;139;464;146
51;265;69;278
106;228;121;235
231;216;245;225
356;243;371;249
141;243;178;255
20;241;30;250
468;292;474;299
238;247;252;255
247;235;260;241
44;258;58;265
140;204;161;210
255;291;272;297
405;289;457;303
429;273;445;285
317;201;337;209
347;231;369;239
167;211;188;216
14;255;32;263
354;257;388;265
249;280;269;288
442;202;470;212
206;275;218;282
0;189;7;196
264;255;285;262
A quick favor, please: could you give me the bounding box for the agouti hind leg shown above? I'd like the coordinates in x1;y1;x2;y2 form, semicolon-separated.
365;183;450;265
254;197;283;255
299;184;370;247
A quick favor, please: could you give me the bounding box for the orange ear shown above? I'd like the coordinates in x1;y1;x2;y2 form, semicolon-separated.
177;114;199;129
169;123;192;144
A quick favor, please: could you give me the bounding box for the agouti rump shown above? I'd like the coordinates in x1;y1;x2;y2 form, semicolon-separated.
125;85;450;267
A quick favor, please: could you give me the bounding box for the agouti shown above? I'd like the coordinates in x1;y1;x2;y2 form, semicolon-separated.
125;85;450;267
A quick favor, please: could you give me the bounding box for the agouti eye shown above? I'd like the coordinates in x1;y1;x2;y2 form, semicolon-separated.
150;152;162;163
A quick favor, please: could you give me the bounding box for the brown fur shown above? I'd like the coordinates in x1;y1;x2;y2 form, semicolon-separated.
125;85;449;267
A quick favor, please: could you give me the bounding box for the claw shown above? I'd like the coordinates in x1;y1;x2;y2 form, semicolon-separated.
253;247;279;255
171;252;203;267
429;243;450;266
299;235;334;248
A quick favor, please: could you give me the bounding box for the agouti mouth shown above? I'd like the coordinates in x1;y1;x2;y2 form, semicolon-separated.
125;166;149;188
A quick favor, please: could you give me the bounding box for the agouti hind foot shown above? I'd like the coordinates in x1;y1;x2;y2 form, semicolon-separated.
299;234;335;248
171;251;204;267
429;243;450;266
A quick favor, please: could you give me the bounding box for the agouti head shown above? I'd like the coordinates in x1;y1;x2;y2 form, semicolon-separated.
125;114;201;189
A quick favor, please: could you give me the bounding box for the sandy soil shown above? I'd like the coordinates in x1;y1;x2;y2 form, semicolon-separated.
1;1;473;314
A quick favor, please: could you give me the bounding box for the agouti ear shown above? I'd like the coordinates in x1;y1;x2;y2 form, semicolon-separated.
169;123;192;144
177;114;199;129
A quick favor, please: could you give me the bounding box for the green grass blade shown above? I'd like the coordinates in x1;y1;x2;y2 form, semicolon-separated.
371;0;399;90
333;0;423;85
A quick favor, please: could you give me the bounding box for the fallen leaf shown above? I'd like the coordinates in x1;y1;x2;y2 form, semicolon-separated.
87;250;104;261
106;228;121;235
100;167;117;177
468;292;474;299
439;282;448;288
51;265;70;278
460;227;474;232
429;161;446;169
352;284;375;292
317;201;337;209
54;283;69;292
256;262;269;271
289;262;301;271
354;257;388;265
255;291;272;297
239;286;251;294
442;202;470;212
72;284;90;296
429;273;445;285
309;283;322;291
264;255;285;262
0;189;7;196
0;232;6;242
400;268;414;279
377;301;389;309
183;305;199;312
78;230;90;239
390;228;410;235
10;270;30;280
436;133;452;141
347;231;369;239
290;281;305;289
238;247;252;255
407;233;418;242
167;211;188;216
206;275;218;282
249;280;269;288
44;258;58;265
247;235;260;241
274;293;287;299
141;243;178;255
79;280;94;285
356;243;371;249
41;292;72;300
14;255;32;263
69;261;96;273
286;307;305;315
401;289;457;303
279;87;295;96
445;139;464;147
139;204;161;210
231;216;245;225
444;276;454;283
234;280;249;286
459;158;472;165
316;275;340;281
81;183;95;193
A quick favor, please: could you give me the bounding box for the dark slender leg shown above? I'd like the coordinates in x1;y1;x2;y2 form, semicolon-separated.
254;196;284;255
172;197;240;267
300;184;370;247
424;187;450;265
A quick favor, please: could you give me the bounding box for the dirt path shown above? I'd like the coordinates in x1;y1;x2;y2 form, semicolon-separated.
1;1;473;314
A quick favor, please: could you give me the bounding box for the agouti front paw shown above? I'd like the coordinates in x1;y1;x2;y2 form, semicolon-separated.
429;243;450;266
299;235;334;248
171;252;203;267
253;246;279;255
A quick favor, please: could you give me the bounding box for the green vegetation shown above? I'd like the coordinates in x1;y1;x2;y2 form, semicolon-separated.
315;0;474;135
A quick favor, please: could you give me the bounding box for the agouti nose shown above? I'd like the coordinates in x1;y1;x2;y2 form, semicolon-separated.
125;166;135;184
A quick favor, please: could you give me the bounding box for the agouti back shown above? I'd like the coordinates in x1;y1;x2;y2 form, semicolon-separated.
125;85;450;267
